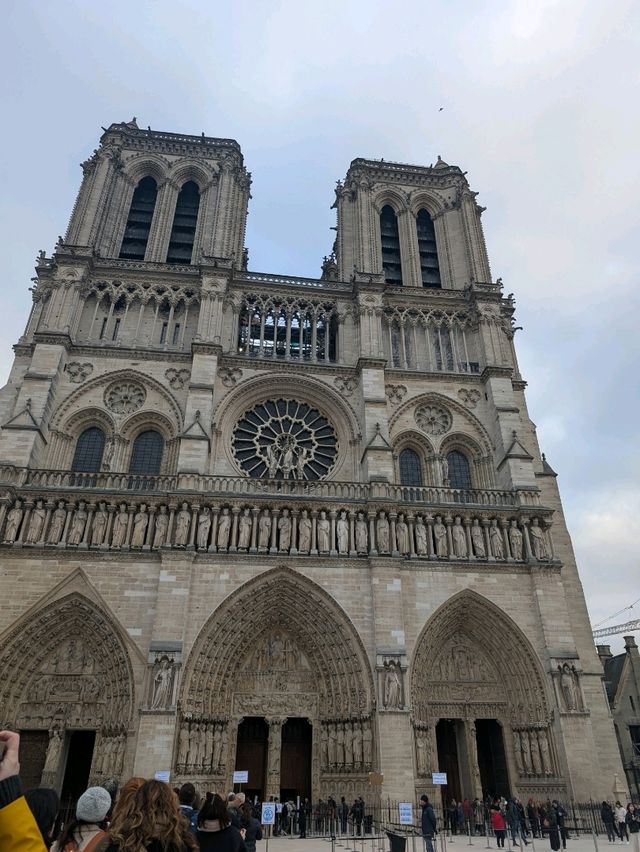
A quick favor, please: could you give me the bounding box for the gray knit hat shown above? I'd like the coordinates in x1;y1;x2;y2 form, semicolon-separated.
76;786;112;822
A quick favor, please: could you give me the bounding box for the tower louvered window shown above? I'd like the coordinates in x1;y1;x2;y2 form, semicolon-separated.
71;427;105;473
417;209;441;287
119;177;158;260
167;181;200;264
380;205;402;285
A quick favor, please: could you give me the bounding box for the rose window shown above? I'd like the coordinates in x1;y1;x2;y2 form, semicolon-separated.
104;381;146;415
232;399;338;480
415;404;452;436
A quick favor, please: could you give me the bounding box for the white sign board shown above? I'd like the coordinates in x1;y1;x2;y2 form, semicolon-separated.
154;770;171;783
432;772;448;785
399;802;414;825
233;770;249;784
261;802;276;825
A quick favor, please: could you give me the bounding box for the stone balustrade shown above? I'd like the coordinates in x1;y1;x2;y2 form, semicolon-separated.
0;491;555;563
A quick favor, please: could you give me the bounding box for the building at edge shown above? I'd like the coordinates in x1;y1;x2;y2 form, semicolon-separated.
0;119;626;805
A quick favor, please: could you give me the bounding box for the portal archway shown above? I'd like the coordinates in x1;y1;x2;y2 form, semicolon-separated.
411;591;561;800
0;591;136;792
178;566;376;799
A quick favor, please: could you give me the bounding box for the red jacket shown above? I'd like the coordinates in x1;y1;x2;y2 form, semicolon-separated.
490;809;506;831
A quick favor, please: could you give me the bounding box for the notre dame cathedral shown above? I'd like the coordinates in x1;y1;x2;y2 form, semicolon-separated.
0;119;625;805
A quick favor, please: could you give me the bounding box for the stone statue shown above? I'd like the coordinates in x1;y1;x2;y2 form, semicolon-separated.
217;508;231;549
258;509;271;549
327;723;337;765
278;508;292;551
131;504;148;547
296;446;310;478
433;515;448;557
4;500;23;543
440;454;449;485
317;510;330;552
321;724;329;767
513;730;524;774
266;443;279;478
344;722;354;767
188;721;199;768
376;512;390;553
396;514;409;555
530;730;542;775
178;722;190;767
559;663;579;711
151;658;173;709
238;508;252;549
67;501;88;546
530;519;549;560
384;662;402;708
152;506;169;548
195;723;206;768
298;509;311;553
538;729;552;774
212;724;222;769
43;728;63;774
47;501;66;544
451;516;467;557
489;519;504;558
336;721;345;766
281;444;295;479
509;520;523;560
355;512;368;553
352;721;363;765
362;720;373;765
111;503;128;547
471;518;486;557
25;500;46;544
174;502;191;547
415;728;430;775
204;723;213;772
91;502;108;546
336;510;349;553
415;516;428;555
197;507;211;549
521;729;532;774
102;436;115;470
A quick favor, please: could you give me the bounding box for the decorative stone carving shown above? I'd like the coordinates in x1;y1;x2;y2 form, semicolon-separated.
3;500;23;543
376;512;390;554
489;519;504;558
150;656;175;710
317;510;330;552
104;381;146;415
65;361;94;384
298;509;311;553
232;398;338;480
415;516;428;555
217;507;231;549
152;506;169;548
355;512;368;554
131;504;148;548
509;519;523;560
165;367;190;389
415;404;452;436
67;501;88;546
458;388;481;409
334;376;358;395
471;518;485;557
530;518;549;560
383;661;403;708
433;515;448;556
219;366;243;387
258;509;271;550
197;507;211;550
25;500;46;544
396;514;409;555
47;502;67;545
111;503;129;547
385;384;407;405
91;502;108;546
336;510;349;554
451;516;467;557
278;508;292;551
237;508;252;549
557;663;582;712
414;724;432;776
174;503;191;547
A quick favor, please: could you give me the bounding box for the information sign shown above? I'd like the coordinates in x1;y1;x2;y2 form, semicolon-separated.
233;770;249;784
261;803;276;825
154;770;171;783
399;802;414;825
431;772;448;785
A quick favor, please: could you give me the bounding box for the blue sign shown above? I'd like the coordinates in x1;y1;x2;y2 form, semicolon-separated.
262;803;276;825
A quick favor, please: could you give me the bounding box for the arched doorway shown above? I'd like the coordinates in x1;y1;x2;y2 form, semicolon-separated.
178;566;376;800
0;591;135;797
411;591;562;804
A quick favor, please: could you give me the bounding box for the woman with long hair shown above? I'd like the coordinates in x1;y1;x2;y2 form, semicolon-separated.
196;793;246;852
101;780;197;852
239;801;261;852
107;778;146;835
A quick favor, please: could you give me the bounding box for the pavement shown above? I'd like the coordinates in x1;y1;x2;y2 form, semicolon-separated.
259;832;640;852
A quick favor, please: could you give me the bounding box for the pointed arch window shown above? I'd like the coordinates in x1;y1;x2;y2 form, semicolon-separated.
399;448;423;487
380;205;402;285
128;430;164;476
417;209;441;288
71;427;105;473
119;177;158;260
447;450;472;489
167;181;200;264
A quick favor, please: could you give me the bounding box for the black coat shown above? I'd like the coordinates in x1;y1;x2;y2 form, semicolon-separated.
197;825;247;852
421;804;437;836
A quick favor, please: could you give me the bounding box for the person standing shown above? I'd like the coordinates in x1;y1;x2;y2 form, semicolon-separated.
51;787;111;851
601;801;616;843
490;802;507;848
615;802;629;843
420;795;437;852
297;799;308;839
339;797;349;834
552;801;568;850
240;801;262;852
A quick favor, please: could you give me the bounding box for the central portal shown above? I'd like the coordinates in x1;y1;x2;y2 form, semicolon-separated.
281;718;312;801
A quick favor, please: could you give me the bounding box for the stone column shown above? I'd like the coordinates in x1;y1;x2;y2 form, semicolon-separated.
464;719;483;799
40;728;65;791
266;717;286;800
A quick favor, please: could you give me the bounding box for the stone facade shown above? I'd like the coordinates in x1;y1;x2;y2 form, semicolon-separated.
599;638;640;800
0;119;626;803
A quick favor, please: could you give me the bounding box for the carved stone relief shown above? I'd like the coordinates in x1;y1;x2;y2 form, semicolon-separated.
104;381;146;415
164;367;190;389
65;362;94;384
415;404;452;436
555;662;584;713
385;384;407;405
219;366;243;387
458;388;481;409
334;375;358;396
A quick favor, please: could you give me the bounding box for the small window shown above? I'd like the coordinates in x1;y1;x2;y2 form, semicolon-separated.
399;448;423;487
172;323;181;345
160;322;168;344
119;176;158;260
111;318;120;341
129;430;164;476
71;427;106;473
447;450;472;489
99;318;108;340
416;209;441;288
167;181;200;264
380;205;402;285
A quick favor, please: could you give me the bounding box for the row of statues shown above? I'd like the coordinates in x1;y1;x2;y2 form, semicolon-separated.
176;718;229;774
513;727;554;776
1;497;552;561
320;719;374;771
92;730;127;778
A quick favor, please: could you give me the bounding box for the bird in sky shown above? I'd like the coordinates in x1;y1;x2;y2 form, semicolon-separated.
439;107;444;111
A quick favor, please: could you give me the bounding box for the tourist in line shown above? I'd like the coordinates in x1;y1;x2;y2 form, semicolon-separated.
527;799;540;838
551;801;568;849
196;793;246;852
420;795;437;852
101;779;197;852
25;788;61;849
490;801;507;848
545;804;561;852
240;801;262;851
615;802;629;843
601;801;617;843
627;804;639;834
297;799;308;839
51;786;111;851
179;783;200;833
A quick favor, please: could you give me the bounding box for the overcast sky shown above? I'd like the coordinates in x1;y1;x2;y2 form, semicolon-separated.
1;0;638;651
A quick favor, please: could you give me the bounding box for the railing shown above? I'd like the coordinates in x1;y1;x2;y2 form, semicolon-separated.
235;270;351;292
0;465;540;508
